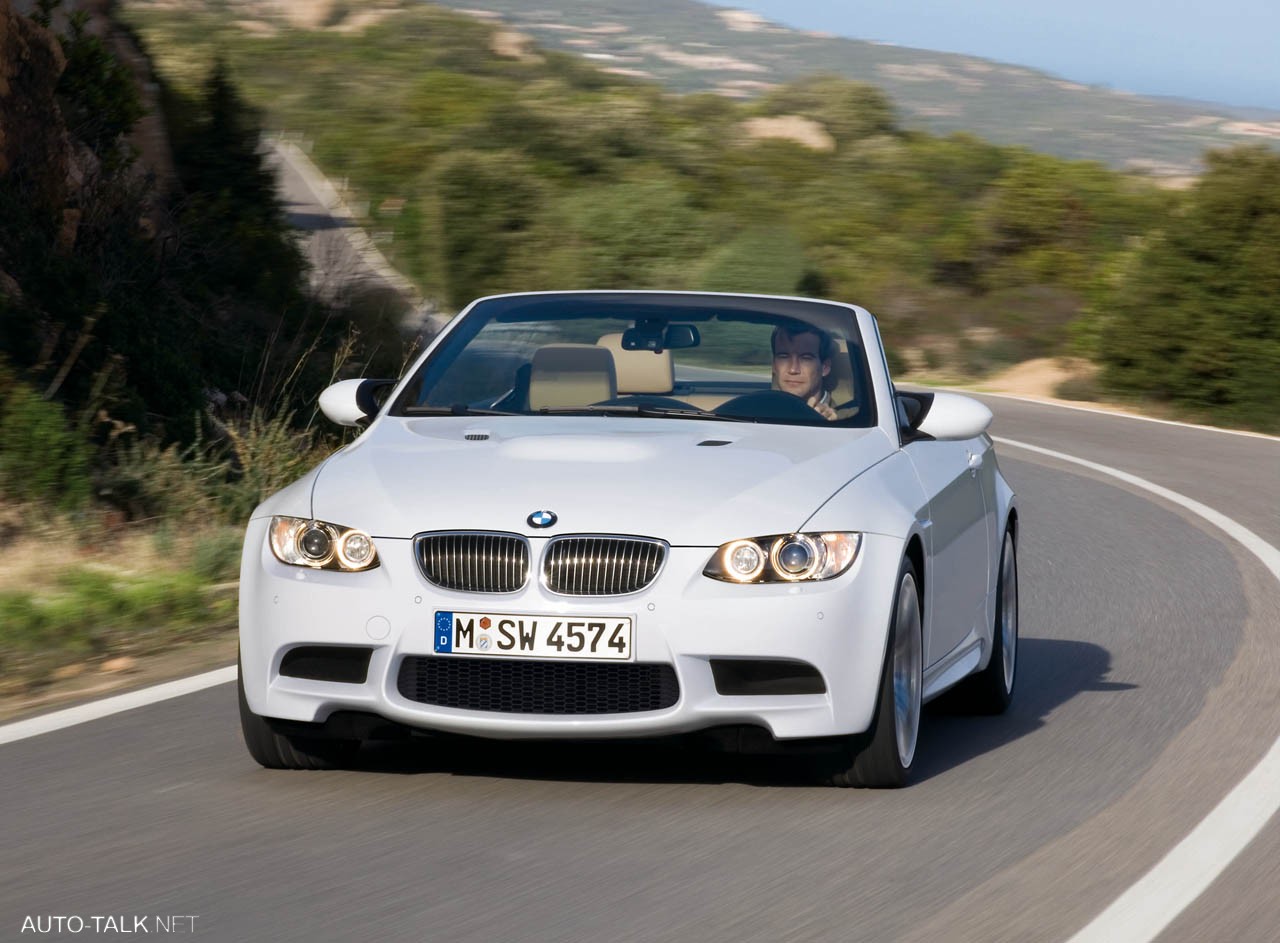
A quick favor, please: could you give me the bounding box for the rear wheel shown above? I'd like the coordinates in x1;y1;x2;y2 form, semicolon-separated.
827;558;922;788
238;658;359;770
948;527;1017;714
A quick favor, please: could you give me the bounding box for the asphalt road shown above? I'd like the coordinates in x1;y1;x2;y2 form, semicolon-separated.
5;152;1278;941
2;401;1278;942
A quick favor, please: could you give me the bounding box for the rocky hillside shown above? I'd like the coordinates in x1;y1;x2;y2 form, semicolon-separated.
426;0;1280;180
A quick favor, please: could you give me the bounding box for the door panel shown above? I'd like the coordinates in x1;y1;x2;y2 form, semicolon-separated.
904;439;990;666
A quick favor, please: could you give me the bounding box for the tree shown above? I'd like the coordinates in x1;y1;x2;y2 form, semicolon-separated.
436;149;545;306
1098;146;1280;428
755;75;897;146
174;57;305;312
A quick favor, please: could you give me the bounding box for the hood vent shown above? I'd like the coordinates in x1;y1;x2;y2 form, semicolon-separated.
464;431;490;441
697;439;732;447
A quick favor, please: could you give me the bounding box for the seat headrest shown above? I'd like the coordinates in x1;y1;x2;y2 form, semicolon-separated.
596;333;674;395
528;344;617;410
827;337;855;406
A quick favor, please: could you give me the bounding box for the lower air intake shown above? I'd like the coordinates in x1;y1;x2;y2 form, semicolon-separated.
397;656;679;715
279;646;373;684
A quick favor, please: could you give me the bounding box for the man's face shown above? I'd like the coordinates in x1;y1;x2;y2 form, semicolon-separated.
772;330;831;402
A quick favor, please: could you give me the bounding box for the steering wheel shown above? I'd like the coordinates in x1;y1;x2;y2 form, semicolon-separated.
713;390;825;421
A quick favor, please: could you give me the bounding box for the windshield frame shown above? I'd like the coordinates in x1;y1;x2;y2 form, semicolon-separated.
388;291;879;429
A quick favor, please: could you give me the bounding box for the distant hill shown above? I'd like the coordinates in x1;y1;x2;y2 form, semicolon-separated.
430;0;1280;178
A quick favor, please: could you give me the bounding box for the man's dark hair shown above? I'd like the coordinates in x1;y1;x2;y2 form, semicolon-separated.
770;321;834;361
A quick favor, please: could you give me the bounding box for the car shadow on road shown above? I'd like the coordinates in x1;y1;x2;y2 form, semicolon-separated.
343;637;1132;787
912;636;1135;784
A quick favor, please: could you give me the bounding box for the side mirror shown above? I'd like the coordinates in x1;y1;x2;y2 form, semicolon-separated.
318;379;394;427
909;391;992;441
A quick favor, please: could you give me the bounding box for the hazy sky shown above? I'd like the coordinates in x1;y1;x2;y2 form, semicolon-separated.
706;0;1279;111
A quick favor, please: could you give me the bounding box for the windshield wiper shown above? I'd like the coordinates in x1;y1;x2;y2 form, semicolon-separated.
534;405;752;423
404;404;753;422
403;405;521;416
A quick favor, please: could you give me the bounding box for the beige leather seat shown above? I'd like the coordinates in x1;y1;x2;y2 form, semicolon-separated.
827;338;856;407
596;333;674;395
528;344;617;410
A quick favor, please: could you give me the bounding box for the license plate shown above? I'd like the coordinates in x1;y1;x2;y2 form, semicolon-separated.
433;611;633;661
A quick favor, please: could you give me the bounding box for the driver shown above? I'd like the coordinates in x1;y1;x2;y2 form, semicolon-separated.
771;321;839;420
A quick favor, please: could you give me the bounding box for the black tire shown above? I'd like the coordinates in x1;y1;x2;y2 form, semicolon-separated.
238;658;359;770
947;527;1018;715
826;558;923;788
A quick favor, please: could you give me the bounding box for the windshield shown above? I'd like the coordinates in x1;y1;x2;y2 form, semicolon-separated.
391;293;877;427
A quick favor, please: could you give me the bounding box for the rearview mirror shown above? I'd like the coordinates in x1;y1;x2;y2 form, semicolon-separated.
621;321;701;352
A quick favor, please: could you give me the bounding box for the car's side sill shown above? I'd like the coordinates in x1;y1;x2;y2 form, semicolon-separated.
922;632;982;703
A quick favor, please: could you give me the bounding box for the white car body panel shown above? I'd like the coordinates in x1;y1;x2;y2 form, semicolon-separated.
309;419;896;545
238;291;1017;747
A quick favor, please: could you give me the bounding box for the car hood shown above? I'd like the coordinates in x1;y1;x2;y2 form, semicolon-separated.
311;417;895;545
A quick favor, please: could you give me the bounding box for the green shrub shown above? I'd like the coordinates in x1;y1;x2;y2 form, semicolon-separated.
218;408;328;521
0;383;92;511
191;527;245;582
97;433;225;523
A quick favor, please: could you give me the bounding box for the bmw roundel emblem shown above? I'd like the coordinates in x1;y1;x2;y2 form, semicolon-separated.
528;510;557;528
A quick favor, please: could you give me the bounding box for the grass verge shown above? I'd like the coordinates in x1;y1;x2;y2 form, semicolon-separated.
0;519;242;696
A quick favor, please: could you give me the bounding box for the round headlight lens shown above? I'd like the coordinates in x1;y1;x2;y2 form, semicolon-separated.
771;535;822;580
300;524;333;562
778;540;812;573
724;539;765;581
338;530;375;569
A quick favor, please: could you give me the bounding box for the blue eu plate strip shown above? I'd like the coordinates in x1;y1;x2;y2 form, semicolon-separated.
434;611;453;653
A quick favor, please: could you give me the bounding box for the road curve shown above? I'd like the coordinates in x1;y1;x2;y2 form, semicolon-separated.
1;397;1277;943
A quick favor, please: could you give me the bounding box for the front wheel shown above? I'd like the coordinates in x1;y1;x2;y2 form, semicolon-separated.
826;558;923;788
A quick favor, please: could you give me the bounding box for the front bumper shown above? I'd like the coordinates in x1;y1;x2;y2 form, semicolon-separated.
238;520;905;741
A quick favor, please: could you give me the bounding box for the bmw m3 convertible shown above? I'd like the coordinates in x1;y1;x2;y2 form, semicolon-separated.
238;291;1018;787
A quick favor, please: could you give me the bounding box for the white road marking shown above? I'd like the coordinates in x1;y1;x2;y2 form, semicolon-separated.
0;666;237;746
996;436;1280;943
975;390;1280;442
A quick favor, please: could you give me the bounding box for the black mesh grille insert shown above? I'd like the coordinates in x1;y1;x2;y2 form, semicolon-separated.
542;536;666;596
397;656;680;715
415;532;529;593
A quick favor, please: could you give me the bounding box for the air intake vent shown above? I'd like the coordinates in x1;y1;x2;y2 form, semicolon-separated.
542;535;666;596
697;439;732;446
279;646;372;684
397;656;679;714
464;432;489;441
415;532;529;593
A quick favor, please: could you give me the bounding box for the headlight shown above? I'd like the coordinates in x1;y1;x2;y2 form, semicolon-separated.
704;532;861;583
268;516;380;572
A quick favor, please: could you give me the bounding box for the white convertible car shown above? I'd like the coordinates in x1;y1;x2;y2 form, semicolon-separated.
238;291;1018;787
